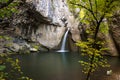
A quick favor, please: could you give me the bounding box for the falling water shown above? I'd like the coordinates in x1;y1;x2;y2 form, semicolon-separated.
57;28;70;52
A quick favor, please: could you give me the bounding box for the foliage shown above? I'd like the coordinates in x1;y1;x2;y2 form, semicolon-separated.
67;0;120;34
67;0;120;80
0;54;32;80
76;38;110;74
0;0;20;18
0;35;32;80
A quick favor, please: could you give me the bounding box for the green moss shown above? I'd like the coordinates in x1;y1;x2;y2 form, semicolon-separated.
33;45;39;50
0;36;3;39
0;36;12;40
19;47;30;54
4;36;11;40
4;43;12;47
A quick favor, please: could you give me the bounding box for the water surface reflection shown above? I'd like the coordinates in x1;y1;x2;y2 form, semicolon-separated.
15;52;120;80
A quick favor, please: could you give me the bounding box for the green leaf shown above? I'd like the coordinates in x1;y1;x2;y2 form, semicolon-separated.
0;65;6;71
79;8;85;19
99;21;109;34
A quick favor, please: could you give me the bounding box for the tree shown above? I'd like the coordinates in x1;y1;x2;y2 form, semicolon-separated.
0;0;14;9
67;0;120;80
0;0;20;18
0;1;32;79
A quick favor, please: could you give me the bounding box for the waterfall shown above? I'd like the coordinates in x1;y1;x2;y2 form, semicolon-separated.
57;28;70;52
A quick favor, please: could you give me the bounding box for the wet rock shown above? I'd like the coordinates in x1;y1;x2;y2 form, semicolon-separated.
107;70;112;76
29;48;38;52
10;43;22;52
39;45;49;52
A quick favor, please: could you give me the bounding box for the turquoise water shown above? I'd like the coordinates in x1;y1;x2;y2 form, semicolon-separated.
15;52;120;80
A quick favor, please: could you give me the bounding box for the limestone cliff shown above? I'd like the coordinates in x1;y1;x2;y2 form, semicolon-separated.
12;0;80;49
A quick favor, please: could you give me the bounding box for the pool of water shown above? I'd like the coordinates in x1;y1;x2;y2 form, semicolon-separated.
14;52;120;80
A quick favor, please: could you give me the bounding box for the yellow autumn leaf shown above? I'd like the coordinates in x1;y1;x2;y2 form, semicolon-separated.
79;8;85;19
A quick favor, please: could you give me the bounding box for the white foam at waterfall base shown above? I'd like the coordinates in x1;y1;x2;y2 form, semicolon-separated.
57;50;69;52
57;28;70;52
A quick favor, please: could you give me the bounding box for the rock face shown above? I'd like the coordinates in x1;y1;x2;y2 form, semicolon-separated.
98;12;120;56
109;12;120;55
103;33;119;56
12;0;80;49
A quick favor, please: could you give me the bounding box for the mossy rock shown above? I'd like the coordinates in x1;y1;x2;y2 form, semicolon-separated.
19;47;30;54
32;45;39;50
